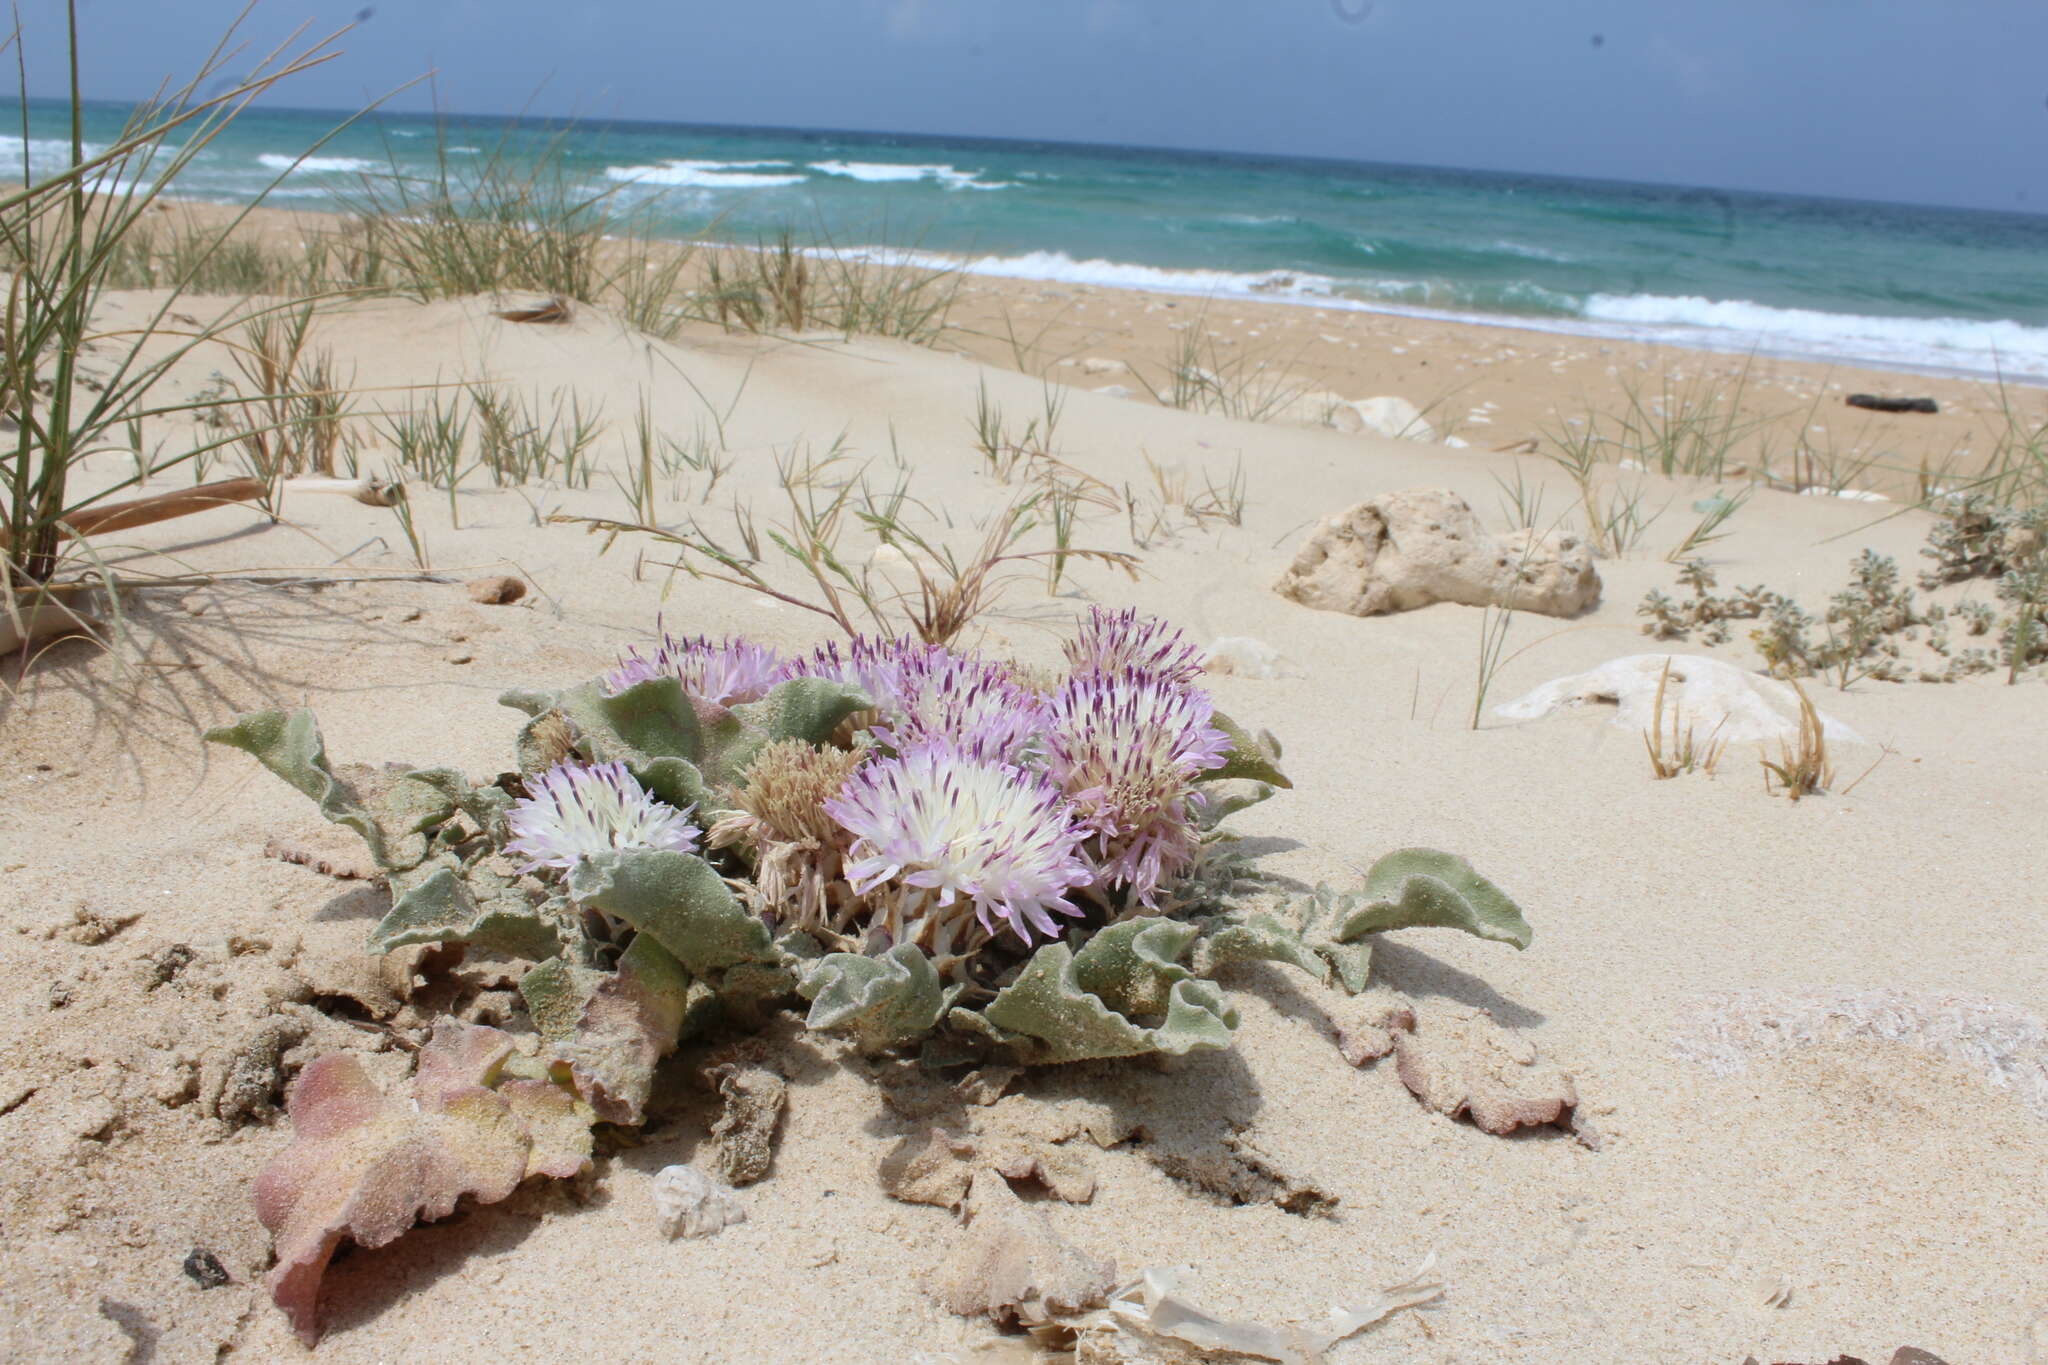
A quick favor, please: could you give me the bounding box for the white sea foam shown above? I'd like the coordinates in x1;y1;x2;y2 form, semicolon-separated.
1490;239;1575;263
604;160;805;188
0;134;108;175
807;160;1009;190
257;153;376;175
816;243;2048;381
1584;293;2048;380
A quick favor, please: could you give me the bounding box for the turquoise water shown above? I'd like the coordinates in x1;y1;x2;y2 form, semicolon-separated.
14;100;2048;379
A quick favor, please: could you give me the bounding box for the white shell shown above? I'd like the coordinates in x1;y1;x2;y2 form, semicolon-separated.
651;1164;748;1240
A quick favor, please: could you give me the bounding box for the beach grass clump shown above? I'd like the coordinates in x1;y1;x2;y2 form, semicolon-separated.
0;6;351;591
690;225;962;344
210;605;1531;1340
560;444;1137;647
341;125;627;304
1144;311;1316;423
1761;679;1834;799
1642;657;1727;779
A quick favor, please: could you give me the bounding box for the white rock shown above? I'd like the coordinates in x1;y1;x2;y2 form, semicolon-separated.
1490;654;1863;745
1267;388;1348;428
1080;356;1127;376
652;1164;748;1240
1091;384;1133;400
1334;396;1436;443
1274;488;1600;619
1203;636;1303;680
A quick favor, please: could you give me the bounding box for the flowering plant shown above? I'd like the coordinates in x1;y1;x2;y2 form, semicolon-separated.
207;607;1528;1340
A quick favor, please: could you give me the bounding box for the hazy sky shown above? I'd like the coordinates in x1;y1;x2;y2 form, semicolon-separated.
23;0;2048;212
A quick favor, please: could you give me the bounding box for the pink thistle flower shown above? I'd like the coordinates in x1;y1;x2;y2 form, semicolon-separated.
1064;606;1207;686
1043;668;1228;908
823;742;1090;950
882;653;1046;763
506;760;700;873
781;635;944;716
604;633;784;708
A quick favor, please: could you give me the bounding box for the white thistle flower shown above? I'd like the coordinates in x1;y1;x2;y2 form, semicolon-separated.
506;760;700;873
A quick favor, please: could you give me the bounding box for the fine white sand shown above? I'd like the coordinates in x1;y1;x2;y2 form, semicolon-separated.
2;284;2043;1364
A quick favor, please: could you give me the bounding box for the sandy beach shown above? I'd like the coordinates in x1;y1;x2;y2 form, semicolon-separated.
3;220;2046;1365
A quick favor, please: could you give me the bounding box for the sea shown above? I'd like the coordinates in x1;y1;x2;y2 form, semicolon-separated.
13;100;2048;381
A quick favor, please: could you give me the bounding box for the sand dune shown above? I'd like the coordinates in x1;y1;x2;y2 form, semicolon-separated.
2;283;2043;1364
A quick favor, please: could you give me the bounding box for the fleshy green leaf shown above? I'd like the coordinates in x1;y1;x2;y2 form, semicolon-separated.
800;944;948;1053
1342;849;1533;950
370;863;558;961
1203;709;1291;788
564;848;775;976
1069;917;1198;1017
205;710;454;872
519;934;692;1123
1190;910;1331;983
729;677;872;747
976;922;1239;1063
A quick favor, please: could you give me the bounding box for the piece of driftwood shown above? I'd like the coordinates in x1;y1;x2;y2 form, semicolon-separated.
59;477;268;537
23;475;403;547
1846;394;1938;414
0;599;100;654
494;296;572;325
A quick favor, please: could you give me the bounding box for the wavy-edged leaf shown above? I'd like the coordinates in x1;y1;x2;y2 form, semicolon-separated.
519;934;692;1123
1069;918;1198;1017
1190;910;1331;983
975;924;1239;1063
370;862;558;960
564;848;775;975
800;943;948;1053
1202;709;1291;789
253;1020;592;1344
205;710;455;871
1343;849;1532;950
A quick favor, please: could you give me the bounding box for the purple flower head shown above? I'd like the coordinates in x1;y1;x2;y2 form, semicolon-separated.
1064;606;1207;687
823;741;1090;948
781;635;944;717
882;652;1047;764
604;633;784;708
506;760;701;873
1043;668;1228;907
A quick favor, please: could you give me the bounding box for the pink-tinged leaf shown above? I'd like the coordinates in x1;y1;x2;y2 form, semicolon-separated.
254;1022;594;1344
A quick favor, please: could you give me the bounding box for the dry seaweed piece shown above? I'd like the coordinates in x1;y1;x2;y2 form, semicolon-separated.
933;1171;1117;1326
253;1020;593;1343
1326;994;1417;1066
707;1062;786;1186
1391;1006;1579;1137
1082;1258;1441;1364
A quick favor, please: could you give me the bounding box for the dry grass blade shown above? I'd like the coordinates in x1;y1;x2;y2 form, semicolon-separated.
1642;657;1728;779
556;445;1134;647
1760;678;1834;800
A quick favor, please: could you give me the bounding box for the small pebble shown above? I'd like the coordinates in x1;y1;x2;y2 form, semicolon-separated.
182;1247;230;1289
466;574;527;605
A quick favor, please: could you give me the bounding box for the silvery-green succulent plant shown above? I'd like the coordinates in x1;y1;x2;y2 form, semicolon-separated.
208;608;1529;1340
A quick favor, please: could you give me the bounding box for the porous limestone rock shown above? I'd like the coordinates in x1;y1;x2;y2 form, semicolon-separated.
1274;487;1600;619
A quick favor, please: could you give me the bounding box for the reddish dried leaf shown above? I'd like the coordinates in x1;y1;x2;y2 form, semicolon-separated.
254;1021;593;1343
